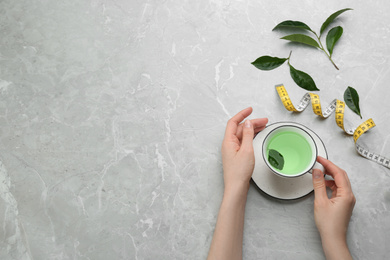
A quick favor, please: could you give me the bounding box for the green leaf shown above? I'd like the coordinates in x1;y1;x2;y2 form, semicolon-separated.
344;86;362;118
320;8;353;35
289;64;319;91
251;56;287;71
273;20;313;32
268;149;284;170
281;34;320;48
326;26;343;56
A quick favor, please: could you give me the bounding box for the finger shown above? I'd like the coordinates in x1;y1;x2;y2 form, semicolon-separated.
240;120;255;152
224;107;253;139
317;156;351;189
236;118;268;140
254;125;267;135
325;180;336;189
325;180;337;198
250;118;268;131
312;169;328;201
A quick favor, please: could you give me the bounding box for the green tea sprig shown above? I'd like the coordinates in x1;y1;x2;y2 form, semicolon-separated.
273;8;352;70
252;51;319;91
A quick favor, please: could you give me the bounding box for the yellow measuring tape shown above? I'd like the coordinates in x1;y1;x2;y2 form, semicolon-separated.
276;84;390;169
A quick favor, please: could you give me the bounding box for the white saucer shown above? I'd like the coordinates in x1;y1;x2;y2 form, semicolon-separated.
252;122;328;200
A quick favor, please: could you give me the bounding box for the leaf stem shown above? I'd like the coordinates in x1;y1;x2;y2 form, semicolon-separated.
314;32;339;70
328;56;339;70
287;50;292;63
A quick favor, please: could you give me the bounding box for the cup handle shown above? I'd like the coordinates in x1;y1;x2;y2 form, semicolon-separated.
309;162;325;175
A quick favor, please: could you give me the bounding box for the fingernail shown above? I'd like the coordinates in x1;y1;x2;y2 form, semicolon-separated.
245;120;251;128
313;169;322;179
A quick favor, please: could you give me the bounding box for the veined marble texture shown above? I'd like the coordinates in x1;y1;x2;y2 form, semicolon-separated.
0;0;389;259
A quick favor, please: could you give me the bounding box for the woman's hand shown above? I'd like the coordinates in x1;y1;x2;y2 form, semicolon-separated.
221;107;268;192
312;156;356;260
208;107;267;260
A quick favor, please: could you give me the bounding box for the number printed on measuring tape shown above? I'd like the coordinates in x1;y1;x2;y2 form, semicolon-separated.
275;84;390;169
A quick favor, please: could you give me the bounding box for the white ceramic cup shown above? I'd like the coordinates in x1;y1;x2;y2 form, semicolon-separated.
262;125;324;178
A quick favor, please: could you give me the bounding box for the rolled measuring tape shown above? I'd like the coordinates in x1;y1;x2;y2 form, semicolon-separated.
275;84;390;169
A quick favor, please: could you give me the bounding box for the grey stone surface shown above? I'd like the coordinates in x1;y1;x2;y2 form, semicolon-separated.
0;0;389;259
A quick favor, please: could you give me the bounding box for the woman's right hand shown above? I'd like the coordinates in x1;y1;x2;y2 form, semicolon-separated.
312;156;356;260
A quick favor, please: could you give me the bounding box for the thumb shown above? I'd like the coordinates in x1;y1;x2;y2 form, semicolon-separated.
241;120;254;151
312;169;327;200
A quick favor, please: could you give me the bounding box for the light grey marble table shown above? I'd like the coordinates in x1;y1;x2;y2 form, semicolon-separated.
1;0;389;259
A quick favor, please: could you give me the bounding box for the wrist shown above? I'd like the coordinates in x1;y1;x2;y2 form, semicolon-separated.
223;181;250;205
321;236;352;260
224;181;250;196
320;230;347;248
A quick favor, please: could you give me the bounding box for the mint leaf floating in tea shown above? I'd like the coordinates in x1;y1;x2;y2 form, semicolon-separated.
268;149;285;170
344;86;362;119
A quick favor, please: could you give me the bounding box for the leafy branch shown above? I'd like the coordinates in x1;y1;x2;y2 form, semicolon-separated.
251;51;319;91
273;8;352;70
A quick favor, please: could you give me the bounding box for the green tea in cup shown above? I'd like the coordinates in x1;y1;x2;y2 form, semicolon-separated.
262;125;319;178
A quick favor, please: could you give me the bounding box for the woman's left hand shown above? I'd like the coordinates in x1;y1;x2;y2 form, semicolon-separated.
221;107;268;191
